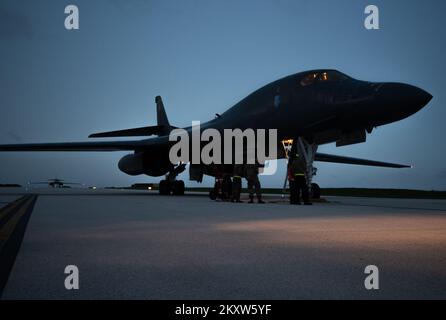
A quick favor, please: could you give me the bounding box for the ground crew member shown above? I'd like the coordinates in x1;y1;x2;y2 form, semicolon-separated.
288;154;311;205
245;164;265;204
221;174;232;200
231;164;244;203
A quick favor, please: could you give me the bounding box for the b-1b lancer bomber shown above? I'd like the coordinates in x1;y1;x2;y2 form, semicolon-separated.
0;70;433;196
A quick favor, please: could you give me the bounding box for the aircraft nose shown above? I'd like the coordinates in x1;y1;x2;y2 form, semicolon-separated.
418;88;433;106
376;83;432;118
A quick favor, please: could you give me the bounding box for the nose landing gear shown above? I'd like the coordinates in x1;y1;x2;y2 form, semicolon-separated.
311;182;321;199
282;137;321;200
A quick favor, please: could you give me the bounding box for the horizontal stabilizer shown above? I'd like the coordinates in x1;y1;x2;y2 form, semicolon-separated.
89;96;175;138
315;153;411;168
89;125;169;138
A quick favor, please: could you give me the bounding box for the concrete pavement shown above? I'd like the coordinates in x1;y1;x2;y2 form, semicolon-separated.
1;188;446;299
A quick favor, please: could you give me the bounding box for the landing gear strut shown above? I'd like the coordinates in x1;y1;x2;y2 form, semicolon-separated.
159;163;186;196
295;137;318;191
282;137;321;200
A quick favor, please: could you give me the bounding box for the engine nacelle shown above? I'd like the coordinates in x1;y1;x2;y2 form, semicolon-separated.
118;152;172;177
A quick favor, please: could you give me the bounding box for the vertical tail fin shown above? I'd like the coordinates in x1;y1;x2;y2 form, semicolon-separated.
155;96;170;127
89;96;174;138
155;96;173;136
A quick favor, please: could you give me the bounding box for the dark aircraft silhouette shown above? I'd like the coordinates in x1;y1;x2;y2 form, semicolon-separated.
0;70;432;196
29;178;82;188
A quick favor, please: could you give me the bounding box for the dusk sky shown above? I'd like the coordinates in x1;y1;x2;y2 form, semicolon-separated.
0;0;445;190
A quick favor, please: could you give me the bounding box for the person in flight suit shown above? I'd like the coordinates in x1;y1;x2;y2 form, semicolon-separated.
288;154;311;205
245;164;265;204
231;164;244;203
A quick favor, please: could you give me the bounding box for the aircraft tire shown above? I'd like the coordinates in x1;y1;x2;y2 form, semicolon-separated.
159;180;171;195
172;180;185;196
311;183;321;199
209;190;217;200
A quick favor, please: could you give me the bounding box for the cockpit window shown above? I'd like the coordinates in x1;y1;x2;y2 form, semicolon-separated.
319;72;329;81
319;71;348;82
300;73;318;86
300;71;349;86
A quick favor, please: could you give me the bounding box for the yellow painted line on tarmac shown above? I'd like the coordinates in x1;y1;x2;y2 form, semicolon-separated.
0;195;38;297
0;196;36;250
0;196;29;222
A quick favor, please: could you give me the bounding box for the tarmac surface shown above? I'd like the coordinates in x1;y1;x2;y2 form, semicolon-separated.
1;187;446;299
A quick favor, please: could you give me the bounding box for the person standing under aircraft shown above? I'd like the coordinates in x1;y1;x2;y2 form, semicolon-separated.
245;164;265;204
231;164;244;203
288;154;311;205
221;173;232;200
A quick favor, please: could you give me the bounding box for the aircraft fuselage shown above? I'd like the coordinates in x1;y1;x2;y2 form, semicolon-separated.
192;69;432;145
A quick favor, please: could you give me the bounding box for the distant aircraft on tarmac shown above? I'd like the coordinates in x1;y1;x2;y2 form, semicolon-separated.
0;70;432;196
28;178;82;188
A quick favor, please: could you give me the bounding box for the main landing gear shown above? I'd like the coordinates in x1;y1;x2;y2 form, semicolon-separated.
159;163;186;196
209;175;232;201
159;179;185;195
